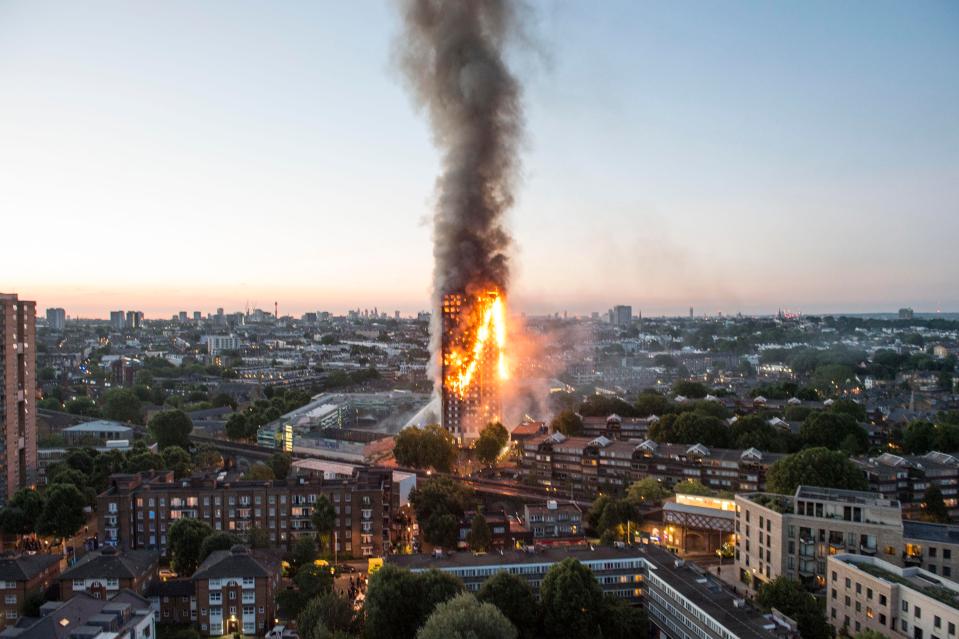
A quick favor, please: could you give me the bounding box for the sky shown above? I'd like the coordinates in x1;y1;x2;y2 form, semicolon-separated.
1;1;957;319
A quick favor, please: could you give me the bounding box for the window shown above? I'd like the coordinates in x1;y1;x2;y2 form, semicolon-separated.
915;606;921;619
4;595;16;605
935;616;942;629
880;594;887;606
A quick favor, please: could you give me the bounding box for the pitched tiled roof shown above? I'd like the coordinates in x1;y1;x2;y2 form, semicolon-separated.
60;548;158;581
0;555;59;582
192;546;270;580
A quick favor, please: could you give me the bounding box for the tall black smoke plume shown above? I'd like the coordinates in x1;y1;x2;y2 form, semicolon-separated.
397;0;524;302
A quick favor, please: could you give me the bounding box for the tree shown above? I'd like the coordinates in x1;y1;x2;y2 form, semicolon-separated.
168;519;212;575
828;398;866;422
37;483;86;539
672;479;715;496
475;422;509;465
102;388;143;424
225;413;251;441
416;593;517;639
297;592;356;639
540;558;604;639
194;445;223;472
477;571;539;639
766;447;868;494
47;466;88;489
161;446;193;478
293;563;334;598
149;410;193;449
579;395;639;417
247;527;270;549
800;412;868;453
627;477;671;505
65;397;100;417
466;513;492;551
393;425;458;473
211;393;237;409
730;415;784;452
410;478;473;548
244;463;275;480
672;380;708;399
312;496;336;554
598;593;648;639
920;484;950;523
756;577;831;639
549;410;583;436
275;589;309;620
289;536;317;569
365;565;463;639
199;532;242;561
634;390;671;417
268;453;292;479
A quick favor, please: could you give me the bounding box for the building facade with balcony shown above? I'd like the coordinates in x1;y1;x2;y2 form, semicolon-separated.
735;486;906;591
855;452;959;521
519;432;782;496
97;468;396;559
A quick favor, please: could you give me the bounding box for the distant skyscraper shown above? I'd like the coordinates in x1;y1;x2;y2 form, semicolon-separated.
178;311;187;323
45;307;65;332
609;305;632;327
193;311;202;322
0;293;38;502
110;310;125;331
689;306;694;318
125;310;143;329
898;307;914;320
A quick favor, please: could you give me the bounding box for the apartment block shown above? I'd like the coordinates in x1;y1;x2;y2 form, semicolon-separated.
827;553;959;638
0;555;60;630
519;432;781;496
390;544;799;638
58;547;159;600
735;486;906;590
192;546;280;637
98;468;396;558
0;293;37;503
856;452;959;520
903;520;959;580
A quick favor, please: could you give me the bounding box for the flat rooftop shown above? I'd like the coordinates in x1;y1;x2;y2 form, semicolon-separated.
795;485;900;508
835;554;959;611
903;520;959;544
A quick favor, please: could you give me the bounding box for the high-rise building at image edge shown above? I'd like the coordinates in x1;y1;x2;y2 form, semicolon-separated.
0;293;37;503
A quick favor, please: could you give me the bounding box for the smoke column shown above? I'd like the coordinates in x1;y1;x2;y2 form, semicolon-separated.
397;0;525;333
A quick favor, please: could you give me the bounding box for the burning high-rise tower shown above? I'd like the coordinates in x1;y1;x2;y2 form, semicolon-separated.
396;0;527;439
441;291;507;438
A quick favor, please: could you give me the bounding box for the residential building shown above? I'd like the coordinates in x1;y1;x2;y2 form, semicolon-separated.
523;501;584;540
827;553;959;638
204;335;239;356
390;544;798;638
899;308;915;320
110;311;125;331
580;414;654;440
519;432;781;496
147;579;194;624
58;547;159;600
0;590;155;639
855;452;959;520
902;520;959;580
45;308;65;332
735;486;906;591
192;546;279;637
125;312;143;330
0;555;61;629
63;420;134;446
608;305;632;327
0;293;38;503
98;468;397;557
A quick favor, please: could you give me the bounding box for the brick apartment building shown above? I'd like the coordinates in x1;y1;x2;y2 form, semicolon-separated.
58;547;159;600
0;555;60;629
519;431;782;495
192;546;279;637
98;467;397;558
0;293;38;504
855;451;959;520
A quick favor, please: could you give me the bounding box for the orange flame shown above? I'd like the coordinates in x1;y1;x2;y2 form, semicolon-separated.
445;291;509;399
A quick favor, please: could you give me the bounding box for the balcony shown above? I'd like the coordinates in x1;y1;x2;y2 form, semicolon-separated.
859;544;877;555
903;552;922;566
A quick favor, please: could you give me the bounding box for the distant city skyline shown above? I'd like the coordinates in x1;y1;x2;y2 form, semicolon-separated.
2;2;957;317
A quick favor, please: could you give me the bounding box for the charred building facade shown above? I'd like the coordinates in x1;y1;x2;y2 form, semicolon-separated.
441;292;503;440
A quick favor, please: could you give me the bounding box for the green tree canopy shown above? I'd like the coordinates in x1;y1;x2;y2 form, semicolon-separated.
168;519;212;575
161;446;193;478
102;388;143;424
672;479;716;496
540;558;604;639
393;424;458;473
225;413;252;441
920;484;950;523
475;422;509;465
293;563;334;598
199;532;242;561
627;477;671;505
756;577;831;639
149;410;194;449
243;463;275;480
410;478;474;548
800;412;867;453
766;447;868;495
466;513;492;552
672;380;708;399
268;453;292;479
296;592;356;639
477;571;539;639
364;565;463;639
416;593;517;639
634;390;672;417
37;483;86;539
549;410;583;437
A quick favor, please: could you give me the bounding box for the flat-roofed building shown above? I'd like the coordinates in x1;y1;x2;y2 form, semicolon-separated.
389;544;799;638
735;486;906;591
827;553;959;638
903;520;959;580
855;452;959;520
